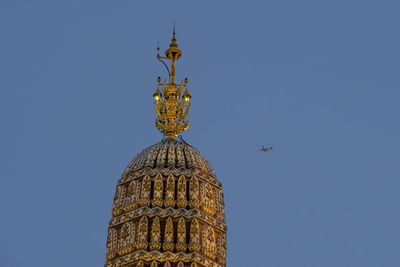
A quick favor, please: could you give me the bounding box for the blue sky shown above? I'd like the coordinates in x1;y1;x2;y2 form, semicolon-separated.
1;1;400;266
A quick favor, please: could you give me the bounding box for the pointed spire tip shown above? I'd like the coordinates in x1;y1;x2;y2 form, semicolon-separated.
172;21;176;40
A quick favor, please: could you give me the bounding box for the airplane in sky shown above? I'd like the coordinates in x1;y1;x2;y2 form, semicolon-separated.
259;145;273;152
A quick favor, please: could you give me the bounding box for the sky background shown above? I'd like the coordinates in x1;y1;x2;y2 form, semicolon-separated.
1;0;400;266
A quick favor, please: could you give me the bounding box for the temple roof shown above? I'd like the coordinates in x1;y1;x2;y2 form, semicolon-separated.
124;139;217;178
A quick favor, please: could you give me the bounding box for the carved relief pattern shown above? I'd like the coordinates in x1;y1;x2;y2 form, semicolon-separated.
140;176;151;206
150;217;161;250
217;190;225;220
203;183;215;215
152;174;164;207
137;216;148;249
219;233;226;265
176;217;187;251
105;139;226;267
163;217;174;251
203;226;217;259
127;180;137;206
118;222;131;250
106;228;117;259
189;218;200;252
189;177;200;208
177;175;187;208
164;175;175;207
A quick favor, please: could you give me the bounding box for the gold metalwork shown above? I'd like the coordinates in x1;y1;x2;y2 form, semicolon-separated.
153;28;191;138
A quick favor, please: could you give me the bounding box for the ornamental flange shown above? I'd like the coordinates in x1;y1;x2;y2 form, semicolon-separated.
107;250;223;267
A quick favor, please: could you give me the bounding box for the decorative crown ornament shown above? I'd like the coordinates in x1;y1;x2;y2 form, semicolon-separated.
153;27;191;139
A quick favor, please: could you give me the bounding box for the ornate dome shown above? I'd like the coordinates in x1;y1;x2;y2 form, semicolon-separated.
105;139;227;267
122;139;217;181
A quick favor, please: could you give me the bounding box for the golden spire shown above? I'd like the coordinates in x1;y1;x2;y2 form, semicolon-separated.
153;27;191;139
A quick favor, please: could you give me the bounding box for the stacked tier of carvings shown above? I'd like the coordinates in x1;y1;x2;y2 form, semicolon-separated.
112;174;225;220
123;141;217;180
106;173;226;265
136;260;198;267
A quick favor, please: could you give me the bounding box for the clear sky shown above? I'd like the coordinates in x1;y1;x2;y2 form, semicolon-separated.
1;0;400;266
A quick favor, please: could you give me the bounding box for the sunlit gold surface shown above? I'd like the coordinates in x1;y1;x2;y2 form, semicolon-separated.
153;29;191;138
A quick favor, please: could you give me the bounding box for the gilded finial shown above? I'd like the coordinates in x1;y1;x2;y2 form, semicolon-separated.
153;27;191;139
